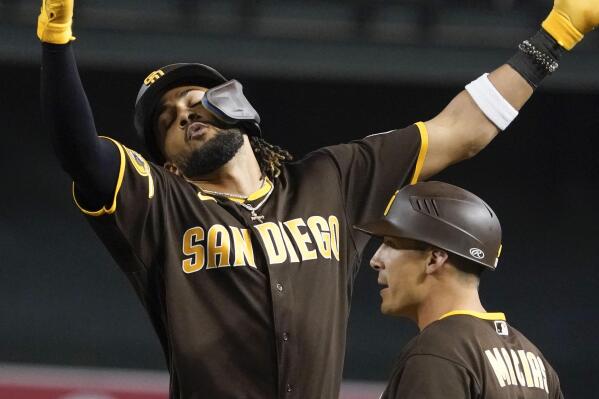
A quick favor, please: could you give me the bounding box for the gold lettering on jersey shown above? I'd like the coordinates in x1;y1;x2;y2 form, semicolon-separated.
329;215;340;261
284;218;317;261
485;347;549;393
182;227;205;273
500;348;517;386
180;215;342;272
517;350;534;387
485;348;512;387
278;222;300;263
254;222;288;264
207;225;231;268
307;216;332;259
231;227;256;268
537;355;548;393
510;349;526;386
526;352;546;391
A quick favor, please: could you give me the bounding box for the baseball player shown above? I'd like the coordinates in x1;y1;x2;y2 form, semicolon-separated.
37;0;596;397
355;181;563;399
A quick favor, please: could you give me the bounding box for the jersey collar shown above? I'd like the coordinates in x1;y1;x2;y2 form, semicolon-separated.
227;176;273;204
439;310;506;321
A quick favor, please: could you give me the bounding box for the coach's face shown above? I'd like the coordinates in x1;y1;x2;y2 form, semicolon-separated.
155;85;245;177
369;237;430;318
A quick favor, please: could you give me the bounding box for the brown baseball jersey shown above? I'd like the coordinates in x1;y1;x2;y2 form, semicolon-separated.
73;123;428;398
381;311;563;399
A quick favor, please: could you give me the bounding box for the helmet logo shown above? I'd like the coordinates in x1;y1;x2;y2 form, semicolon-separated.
144;70;165;86
469;248;485;259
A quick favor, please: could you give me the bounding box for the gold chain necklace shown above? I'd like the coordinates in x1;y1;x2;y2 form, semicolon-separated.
196;176;265;200
196;177;273;222
234;184;274;222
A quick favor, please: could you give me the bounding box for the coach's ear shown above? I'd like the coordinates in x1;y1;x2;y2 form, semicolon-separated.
164;161;182;176
425;248;449;275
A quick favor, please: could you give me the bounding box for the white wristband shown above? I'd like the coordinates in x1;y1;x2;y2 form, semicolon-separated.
465;73;519;131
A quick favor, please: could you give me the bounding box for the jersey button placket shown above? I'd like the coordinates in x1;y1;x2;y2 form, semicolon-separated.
271;273;297;398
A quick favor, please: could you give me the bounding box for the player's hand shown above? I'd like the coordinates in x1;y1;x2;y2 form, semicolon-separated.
554;0;599;33
37;0;75;44
542;0;599;50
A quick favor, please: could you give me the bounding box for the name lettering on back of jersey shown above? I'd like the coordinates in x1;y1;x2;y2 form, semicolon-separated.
181;215;340;272
485;347;549;393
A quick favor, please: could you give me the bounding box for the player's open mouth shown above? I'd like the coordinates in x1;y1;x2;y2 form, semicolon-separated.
186;122;209;141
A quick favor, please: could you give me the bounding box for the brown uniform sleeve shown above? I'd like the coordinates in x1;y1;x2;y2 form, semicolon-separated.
319;123;428;252
548;367;565;399
385;355;480;399
72;137;169;272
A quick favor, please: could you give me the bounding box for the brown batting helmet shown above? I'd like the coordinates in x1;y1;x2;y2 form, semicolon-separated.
354;181;502;270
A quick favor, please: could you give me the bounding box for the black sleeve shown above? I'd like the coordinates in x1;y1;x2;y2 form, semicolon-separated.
385;355;479;399
320;123;428;251
41;42;120;209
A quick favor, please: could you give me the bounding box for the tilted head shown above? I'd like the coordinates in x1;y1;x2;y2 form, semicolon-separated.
134;63;261;167
354;181;502;317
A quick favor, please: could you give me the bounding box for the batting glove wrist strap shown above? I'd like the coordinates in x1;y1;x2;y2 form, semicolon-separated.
37;0;75;44
507;29;564;89
465;73;519;131
542;9;584;50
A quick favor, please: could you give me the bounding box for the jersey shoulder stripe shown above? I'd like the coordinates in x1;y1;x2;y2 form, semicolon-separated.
72;136;126;217
410;122;429;184
73;137;156;216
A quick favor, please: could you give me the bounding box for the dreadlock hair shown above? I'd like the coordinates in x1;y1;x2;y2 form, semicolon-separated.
250;136;293;180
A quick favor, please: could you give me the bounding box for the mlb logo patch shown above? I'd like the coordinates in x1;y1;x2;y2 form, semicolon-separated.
126;147;150;177
494;320;508;336
127;148;145;168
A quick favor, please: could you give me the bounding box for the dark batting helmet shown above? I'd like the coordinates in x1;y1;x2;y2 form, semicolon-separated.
354;181;502;270
134;63;261;163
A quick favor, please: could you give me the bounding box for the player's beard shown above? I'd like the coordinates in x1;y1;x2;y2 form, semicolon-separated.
177;127;245;178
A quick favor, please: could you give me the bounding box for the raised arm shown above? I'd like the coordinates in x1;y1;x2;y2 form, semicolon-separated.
39;0;119;209
420;0;599;180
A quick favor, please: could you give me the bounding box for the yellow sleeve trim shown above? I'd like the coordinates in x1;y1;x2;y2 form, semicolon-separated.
439;310;506;321
383;124;428;216
542;9;584;50
410;122;429;184
72;137;126;217
383;190;399;216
